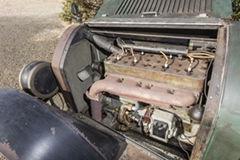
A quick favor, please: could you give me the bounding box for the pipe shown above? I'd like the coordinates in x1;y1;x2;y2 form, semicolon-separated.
82;28;122;55
117;104;132;132
93;35;122;54
117;104;132;123
82;28;188;56
90;100;102;122
117;114;131;132
189;40;217;51
116;37;188;55
86;74;197;108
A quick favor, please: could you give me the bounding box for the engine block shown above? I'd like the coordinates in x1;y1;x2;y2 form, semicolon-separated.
104;52;209;91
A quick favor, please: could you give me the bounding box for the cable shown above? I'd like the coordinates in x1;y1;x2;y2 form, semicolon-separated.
190;50;214;54
182;134;194;145
157;107;193;159
186;55;194;72
130;48;138;64
204;59;214;98
187;52;215;71
178;139;190;159
187;52;215;59
130;47;135;57
160;50;169;68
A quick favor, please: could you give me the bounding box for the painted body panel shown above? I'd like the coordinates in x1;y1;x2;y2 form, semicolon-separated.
0;89;127;160
94;0;232;19
202;22;240;159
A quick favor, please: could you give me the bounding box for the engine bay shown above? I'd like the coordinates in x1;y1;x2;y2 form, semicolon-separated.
70;27;217;158
41;24;223;159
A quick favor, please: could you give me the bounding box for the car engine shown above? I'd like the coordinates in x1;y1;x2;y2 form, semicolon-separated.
82;34;215;146
19;23;218;158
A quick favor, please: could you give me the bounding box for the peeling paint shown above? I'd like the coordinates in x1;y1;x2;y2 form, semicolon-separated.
51;110;108;159
119;144;158;160
76;127;108;160
50;127;56;136
0;142;19;160
0;151;9;160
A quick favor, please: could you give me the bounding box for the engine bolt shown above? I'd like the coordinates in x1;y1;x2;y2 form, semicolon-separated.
168;88;175;94
137;81;142;87
118;78;124;83
178;54;183;60
147;84;153;89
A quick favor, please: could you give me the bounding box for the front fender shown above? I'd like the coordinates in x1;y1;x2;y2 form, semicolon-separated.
0;89;126;160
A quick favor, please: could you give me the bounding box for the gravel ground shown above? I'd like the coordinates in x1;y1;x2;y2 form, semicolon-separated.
0;0;69;89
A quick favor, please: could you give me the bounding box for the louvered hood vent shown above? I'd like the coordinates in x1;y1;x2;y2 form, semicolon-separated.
115;0;212;16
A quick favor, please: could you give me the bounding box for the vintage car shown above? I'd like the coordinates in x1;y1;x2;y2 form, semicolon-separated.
1;0;240;159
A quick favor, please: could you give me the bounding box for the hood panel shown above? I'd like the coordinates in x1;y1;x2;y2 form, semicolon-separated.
115;0;211;16
95;0;232;19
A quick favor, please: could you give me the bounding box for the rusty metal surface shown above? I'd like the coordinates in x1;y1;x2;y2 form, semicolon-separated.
90;100;102;121
119;144;159;160
87;73;197;107
0;142;18;160
190;26;228;160
104;52;208;91
122;129;190;159
51;24;80;91
143;107;153;123
51;24;88;112
0;89;127;160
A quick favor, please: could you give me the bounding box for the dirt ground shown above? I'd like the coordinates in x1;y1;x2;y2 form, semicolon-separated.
0;0;69;89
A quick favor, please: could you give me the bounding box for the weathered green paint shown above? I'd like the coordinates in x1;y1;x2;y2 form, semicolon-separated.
202;22;240;160
94;0;122;18
212;0;232;18
95;0;232;19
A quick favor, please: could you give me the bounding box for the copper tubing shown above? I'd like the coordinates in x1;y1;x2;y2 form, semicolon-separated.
118;104;132;123
117;114;131;132
117;104;132;132
86;74;197;107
